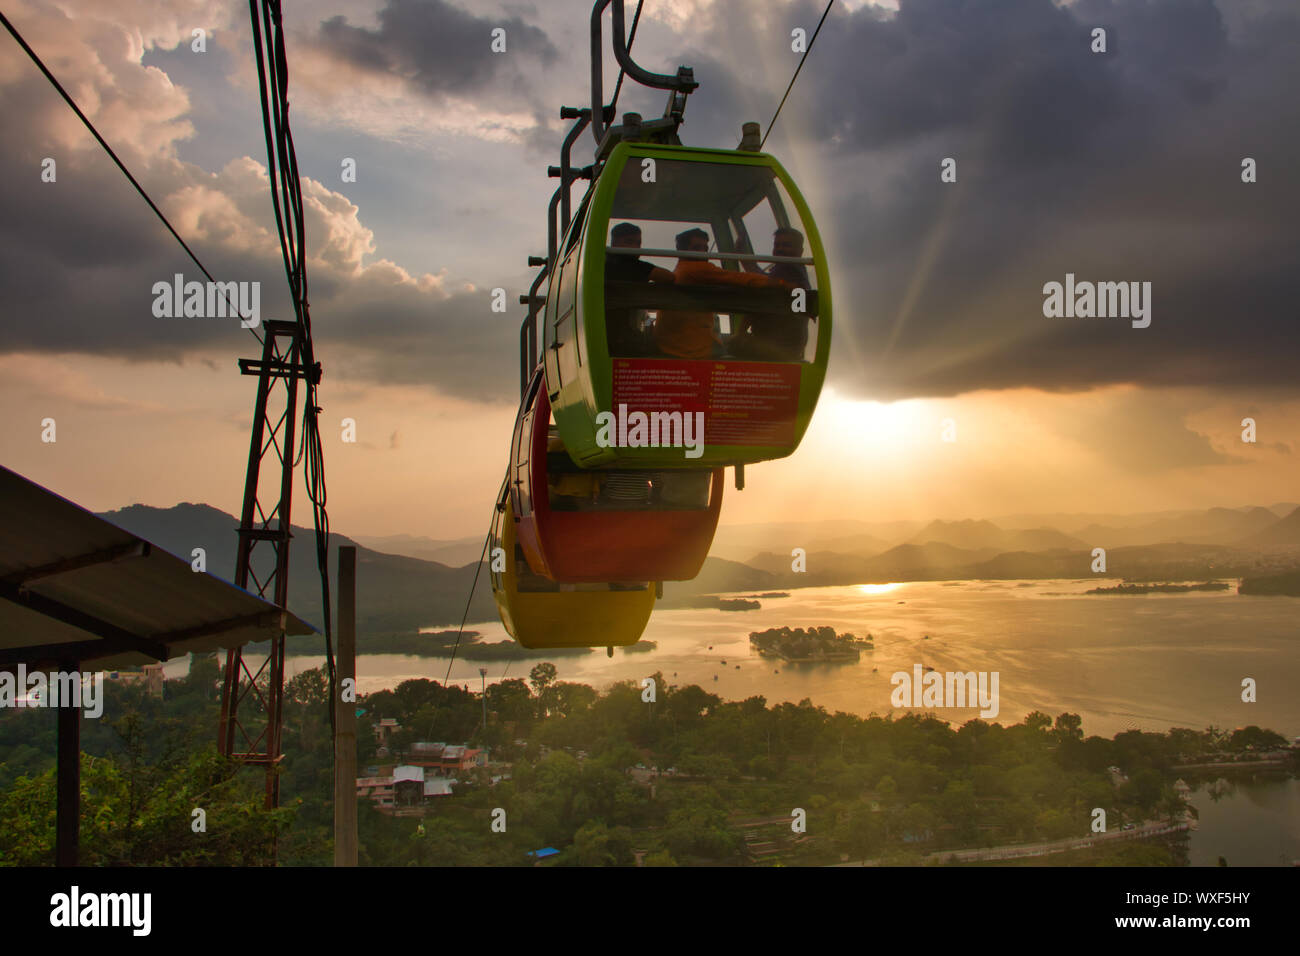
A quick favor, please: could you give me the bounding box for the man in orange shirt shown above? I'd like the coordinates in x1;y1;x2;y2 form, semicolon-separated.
732;227;813;361
653;228;789;359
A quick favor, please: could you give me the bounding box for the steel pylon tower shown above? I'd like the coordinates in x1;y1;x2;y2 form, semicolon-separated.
218;319;320;809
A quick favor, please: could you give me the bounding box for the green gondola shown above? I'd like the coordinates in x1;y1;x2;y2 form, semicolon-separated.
543;140;831;471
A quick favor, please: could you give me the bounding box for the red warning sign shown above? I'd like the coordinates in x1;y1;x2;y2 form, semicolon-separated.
611;359;801;447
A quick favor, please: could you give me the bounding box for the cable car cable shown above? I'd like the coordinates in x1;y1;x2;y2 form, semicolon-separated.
759;0;834;151
0;10;265;346
442;502;498;684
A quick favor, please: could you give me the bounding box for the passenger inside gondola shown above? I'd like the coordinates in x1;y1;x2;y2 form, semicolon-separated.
653;228;790;360
545;428;711;511
731;227;813;361
605;222;674;357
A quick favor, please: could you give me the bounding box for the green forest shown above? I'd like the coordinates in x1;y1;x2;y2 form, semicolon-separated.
0;655;1291;867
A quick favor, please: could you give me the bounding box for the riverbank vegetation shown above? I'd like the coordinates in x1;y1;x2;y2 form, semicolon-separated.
0;657;1293;866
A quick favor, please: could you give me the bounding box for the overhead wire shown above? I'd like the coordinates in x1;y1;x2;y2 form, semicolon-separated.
0;10;264;345
760;0;834;151
441;497;498;685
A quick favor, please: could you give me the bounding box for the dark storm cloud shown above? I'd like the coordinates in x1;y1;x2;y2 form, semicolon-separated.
2;0;1297;410
0;0;524;405
666;0;1300;400
317;0;557;97
316;282;521;402
1054;392;1235;473
0;135;518;403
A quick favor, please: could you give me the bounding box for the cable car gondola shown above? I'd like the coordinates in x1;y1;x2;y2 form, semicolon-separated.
489;483;654;649
510;369;723;583
544;140;831;471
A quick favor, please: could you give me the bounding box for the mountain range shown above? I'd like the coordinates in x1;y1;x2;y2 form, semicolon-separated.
98;503;495;637
100;502;1300;634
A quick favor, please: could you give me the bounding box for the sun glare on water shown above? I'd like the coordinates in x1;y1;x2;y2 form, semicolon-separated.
857;583;902;596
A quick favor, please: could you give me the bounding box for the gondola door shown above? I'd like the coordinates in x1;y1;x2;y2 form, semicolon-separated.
545;217;585;404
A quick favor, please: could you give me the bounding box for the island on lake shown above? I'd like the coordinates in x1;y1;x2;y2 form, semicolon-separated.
1086;581;1229;595
749;625;871;663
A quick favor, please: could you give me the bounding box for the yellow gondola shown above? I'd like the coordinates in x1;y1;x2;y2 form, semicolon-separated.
489;483;655;649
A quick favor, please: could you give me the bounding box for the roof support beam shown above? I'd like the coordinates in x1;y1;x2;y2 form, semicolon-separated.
0;581;169;664
0;540;149;587
156;610;285;645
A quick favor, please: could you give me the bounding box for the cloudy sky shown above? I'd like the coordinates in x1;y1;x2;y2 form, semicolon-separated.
0;0;1296;542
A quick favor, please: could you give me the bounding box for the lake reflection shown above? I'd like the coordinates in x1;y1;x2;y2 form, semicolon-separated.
216;578;1300;741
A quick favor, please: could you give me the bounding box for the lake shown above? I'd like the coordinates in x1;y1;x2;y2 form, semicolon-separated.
174;577;1298;865
1186;776;1300;866
209;578;1300;741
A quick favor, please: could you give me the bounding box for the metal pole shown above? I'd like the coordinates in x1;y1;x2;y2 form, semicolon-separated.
333;546;357;867
55;659;79;867
480;667;487;733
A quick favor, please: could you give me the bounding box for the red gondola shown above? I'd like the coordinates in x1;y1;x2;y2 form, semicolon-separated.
510;370;723;583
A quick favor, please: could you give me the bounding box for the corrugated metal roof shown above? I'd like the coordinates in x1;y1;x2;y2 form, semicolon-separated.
423;778;455;797
392;765;425;784
0;466;314;669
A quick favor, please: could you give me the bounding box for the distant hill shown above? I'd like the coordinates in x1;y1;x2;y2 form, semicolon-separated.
792;531;894;558
1238;569;1300;596
745;549;883;584
744;522;1079;579
660;557;780;604
1074;506;1281;548
1237;507;1300;551
909;519;1003;550
709;519;915;564
97;500;1299;641
862;541;998;578
909;519;1084;552
351;532;485;567
668;539;1273;595
97;503;497;640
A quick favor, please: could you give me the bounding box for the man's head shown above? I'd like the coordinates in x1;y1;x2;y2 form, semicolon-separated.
676;228;711;253
773;227;804;258
611;222;641;248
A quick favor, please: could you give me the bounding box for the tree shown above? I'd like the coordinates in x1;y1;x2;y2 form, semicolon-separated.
388;727;416;763
529;663;558;717
529;663;558;697
837;809;884;864
487;678;534;724
566;820;632;866
286;668;330;709
551;682;598;717
1053;713;1084;741
1121;769;1164;814
1023;711;1052;733
1227;726;1287;752
939;779;978;842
